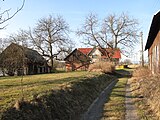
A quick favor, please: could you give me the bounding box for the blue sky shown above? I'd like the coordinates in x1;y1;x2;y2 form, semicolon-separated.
0;0;160;61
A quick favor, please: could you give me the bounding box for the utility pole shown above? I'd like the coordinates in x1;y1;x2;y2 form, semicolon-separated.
140;32;144;67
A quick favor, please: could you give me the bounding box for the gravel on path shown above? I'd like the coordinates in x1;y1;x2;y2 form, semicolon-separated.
125;79;139;120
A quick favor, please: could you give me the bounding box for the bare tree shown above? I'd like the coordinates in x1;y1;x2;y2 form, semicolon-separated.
77;13;139;56
0;0;25;30
77;13;109;48
120;59;132;65
8;29;30;47
28;15;73;71
103;13;139;54
0;38;7;53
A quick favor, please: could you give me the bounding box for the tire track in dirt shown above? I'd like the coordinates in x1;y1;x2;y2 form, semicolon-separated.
125;79;139;120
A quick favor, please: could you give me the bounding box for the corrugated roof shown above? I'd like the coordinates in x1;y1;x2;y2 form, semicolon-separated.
145;11;160;50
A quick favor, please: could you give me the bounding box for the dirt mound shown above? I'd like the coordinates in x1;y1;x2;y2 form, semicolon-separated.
1;74;115;120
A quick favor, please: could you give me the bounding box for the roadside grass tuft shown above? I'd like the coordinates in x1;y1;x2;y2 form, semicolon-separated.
130;75;160;119
132;66;151;77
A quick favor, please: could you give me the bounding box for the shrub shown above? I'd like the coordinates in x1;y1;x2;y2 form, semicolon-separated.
88;61;115;74
132;66;151;77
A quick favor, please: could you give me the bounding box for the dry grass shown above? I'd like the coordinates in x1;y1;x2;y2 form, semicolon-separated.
130;70;160;119
1;73;115;120
101;69;131;120
0;71;99;116
132;66;151;77
88;61;115;74
101;78;128;120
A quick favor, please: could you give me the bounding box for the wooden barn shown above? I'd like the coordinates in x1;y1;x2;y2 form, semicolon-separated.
64;49;91;71
64;47;121;71
78;47;121;64
0;43;50;76
145;11;160;74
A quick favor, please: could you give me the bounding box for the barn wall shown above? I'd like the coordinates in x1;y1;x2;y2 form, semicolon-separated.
149;31;160;74
65;49;90;71
65;48;121;71
89;48;102;63
65;62;89;71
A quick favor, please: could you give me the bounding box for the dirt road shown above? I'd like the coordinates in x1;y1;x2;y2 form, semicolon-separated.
125;79;139;120
81;70;140;120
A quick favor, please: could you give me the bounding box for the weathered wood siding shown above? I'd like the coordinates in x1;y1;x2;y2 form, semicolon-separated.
65;49;90;71
148;31;160;74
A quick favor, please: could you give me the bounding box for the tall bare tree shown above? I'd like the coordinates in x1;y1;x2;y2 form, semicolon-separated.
29;15;73;71
8;29;30;47
0;38;7;53
0;0;25;30
77;13;139;56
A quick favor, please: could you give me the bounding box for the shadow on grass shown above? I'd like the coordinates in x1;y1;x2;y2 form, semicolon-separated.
101;101;125;119
99;69;132;120
1;74;114;120
2;76;88;89
114;69;132;78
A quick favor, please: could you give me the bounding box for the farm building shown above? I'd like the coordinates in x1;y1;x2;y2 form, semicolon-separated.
145;11;160;74
64;48;91;71
64;47;121;71
0;43;50;76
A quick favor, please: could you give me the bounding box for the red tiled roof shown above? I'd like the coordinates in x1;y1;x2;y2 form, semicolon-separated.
99;48;121;59
78;48;92;55
78;48;121;59
112;49;121;58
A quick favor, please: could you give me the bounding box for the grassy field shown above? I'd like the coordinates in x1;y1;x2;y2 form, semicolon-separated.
0;71;98;113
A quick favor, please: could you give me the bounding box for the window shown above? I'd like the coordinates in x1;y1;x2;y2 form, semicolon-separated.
92;55;98;58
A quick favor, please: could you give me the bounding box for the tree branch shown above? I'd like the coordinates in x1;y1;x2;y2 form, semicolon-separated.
0;0;25;29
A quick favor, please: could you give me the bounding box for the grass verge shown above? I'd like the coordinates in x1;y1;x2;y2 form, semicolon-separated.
100;69;132;120
101;77;128;120
1;72;116;120
129;76;159;119
0;71;98;116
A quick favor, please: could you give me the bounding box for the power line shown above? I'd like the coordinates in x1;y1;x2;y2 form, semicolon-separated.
152;0;160;13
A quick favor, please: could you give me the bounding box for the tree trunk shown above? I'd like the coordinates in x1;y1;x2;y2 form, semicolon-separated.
114;36;118;48
50;57;54;71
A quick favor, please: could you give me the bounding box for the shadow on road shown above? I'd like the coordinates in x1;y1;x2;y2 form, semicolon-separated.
99;69;134;120
114;69;132;78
